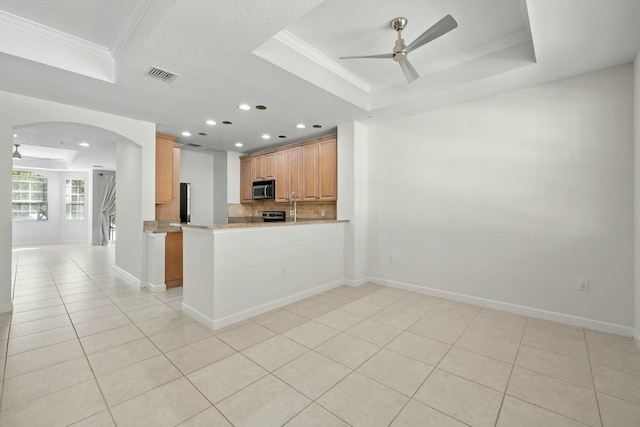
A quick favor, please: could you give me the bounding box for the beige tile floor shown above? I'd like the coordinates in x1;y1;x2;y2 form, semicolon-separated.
1;243;640;426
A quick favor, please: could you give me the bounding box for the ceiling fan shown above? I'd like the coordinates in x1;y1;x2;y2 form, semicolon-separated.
340;14;458;84
13;144;22;160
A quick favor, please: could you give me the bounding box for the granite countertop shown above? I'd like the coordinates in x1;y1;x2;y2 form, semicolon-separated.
179;219;349;230
143;219;183;234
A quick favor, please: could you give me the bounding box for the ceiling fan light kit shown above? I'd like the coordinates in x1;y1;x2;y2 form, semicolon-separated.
340;14;458;84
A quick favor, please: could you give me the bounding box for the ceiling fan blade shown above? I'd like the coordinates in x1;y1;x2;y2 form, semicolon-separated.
399;59;419;83
340;53;394;60
406;14;458;53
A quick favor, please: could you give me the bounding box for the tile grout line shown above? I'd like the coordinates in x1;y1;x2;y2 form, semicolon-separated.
52;248;120;427
584;329;605;427
492;315;528;427
386;300;481;427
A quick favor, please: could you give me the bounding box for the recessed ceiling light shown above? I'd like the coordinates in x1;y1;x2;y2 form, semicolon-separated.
235;142;243;147
181;131;191;137
205;119;216;126
222;121;232;125
255;105;267;110
279;135;287;139
313;124;322;128
296;124;306;129
238;104;251;111
78;142;90;147
262;134;271;140
13;133;17;138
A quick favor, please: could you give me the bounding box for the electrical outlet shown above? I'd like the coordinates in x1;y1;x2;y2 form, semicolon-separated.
577;279;590;292
388;255;394;264
281;265;286;275
320;209;325;217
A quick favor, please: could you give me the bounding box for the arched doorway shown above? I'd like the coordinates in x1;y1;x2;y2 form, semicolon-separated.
0;91;156;313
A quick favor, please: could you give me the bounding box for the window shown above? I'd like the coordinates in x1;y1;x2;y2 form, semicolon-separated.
12;171;48;221
66;179;85;220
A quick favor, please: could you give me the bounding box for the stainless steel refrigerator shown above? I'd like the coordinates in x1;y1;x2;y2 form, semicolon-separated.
180;182;190;223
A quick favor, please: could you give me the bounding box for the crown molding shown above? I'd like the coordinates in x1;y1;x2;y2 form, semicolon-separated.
0;10;112;59
109;0;154;60
274;29;371;93
0;9;115;82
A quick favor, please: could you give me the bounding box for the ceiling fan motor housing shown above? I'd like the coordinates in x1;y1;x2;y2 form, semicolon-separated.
393;38;407;62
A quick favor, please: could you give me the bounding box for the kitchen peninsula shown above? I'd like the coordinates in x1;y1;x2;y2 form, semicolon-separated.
181;219;348;330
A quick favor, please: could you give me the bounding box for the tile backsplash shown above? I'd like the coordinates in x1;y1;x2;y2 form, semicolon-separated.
228;201;336;220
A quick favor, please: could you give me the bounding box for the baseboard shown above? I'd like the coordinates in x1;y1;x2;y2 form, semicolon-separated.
113;266;142;287
634;329;640;351
0;302;13;313
181;302;214;329
344;277;369;287
145;281;166;293
369;277;635;337
211;279;344;331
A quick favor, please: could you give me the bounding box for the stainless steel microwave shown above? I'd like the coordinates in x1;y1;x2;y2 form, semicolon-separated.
252;180;275;200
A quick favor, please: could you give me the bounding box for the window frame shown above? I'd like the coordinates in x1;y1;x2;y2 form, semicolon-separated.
65;179;86;221
12;170;48;221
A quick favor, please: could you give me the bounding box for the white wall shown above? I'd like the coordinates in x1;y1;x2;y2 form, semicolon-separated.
213;153;228;225
12;169;90;245
226;151;242;204
180;150;214;225
338;122;369;284
634;52;640;343
0;89;156;312
115;141;143;279
368;64;634;331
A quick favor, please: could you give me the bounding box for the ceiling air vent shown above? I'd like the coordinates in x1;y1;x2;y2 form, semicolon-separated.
146;67;178;83
188;143;202;147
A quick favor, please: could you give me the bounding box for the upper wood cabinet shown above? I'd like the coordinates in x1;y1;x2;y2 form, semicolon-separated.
264;153;275;180
253;154;274;181
239;134;337;204
156;144;182;219
302;137;336;201
302;143;319;201
274;151;288;202
288;147;303;199
318;138;337;201
240;157;254;203
155;133;175;204
253;155;266;181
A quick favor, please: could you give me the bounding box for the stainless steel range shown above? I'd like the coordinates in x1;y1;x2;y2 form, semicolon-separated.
262;211;286;222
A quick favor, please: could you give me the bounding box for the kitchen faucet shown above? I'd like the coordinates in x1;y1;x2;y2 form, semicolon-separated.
289;192;297;223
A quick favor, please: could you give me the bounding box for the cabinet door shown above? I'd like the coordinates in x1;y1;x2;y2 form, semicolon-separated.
274;151;288;202
253;155;266;181
302;143;319;201
240;157;254;204
318;138;337;201
288;147;303;199
165;232;183;288
155;136;174;204
156;146;181;219
265;153;275;179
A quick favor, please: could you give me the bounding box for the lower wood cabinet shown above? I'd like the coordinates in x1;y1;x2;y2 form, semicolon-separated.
165;232;183;288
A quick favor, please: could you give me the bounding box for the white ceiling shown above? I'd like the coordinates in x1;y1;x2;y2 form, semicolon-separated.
2;0;640;170
13;123;118;171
